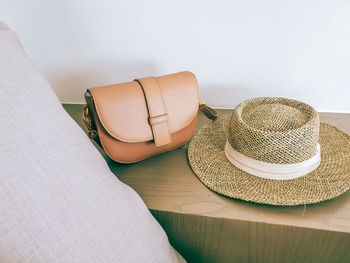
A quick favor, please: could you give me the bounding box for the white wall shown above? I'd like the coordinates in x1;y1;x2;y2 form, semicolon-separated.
1;0;350;112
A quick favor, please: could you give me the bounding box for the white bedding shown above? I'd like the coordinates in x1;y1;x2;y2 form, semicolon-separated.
0;21;184;263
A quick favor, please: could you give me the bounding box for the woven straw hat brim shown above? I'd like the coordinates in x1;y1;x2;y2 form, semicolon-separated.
188;113;350;206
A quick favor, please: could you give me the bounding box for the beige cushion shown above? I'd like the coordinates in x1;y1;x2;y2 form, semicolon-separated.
0;22;184;263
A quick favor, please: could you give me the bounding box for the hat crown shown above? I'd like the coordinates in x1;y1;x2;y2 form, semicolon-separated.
228;97;320;164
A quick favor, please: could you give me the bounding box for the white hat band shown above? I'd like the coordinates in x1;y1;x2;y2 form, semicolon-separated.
224;140;321;180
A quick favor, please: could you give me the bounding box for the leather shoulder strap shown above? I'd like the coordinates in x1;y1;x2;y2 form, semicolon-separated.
135;77;171;146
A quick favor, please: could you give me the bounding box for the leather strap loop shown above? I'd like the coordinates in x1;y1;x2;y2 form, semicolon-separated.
149;113;169;125
135;77;171;146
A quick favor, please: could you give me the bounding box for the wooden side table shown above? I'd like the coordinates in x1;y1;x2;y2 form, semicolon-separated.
64;104;350;263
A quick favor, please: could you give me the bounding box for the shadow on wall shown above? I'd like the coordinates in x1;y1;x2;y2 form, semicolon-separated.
48;61;158;103
199;84;278;109
198;83;318;109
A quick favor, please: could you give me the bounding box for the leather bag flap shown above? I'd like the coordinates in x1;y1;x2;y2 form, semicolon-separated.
88;71;199;143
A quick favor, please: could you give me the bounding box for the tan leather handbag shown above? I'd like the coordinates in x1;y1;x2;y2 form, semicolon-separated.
83;71;217;163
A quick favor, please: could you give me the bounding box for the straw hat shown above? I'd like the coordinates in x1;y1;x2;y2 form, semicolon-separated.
188;97;350;206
